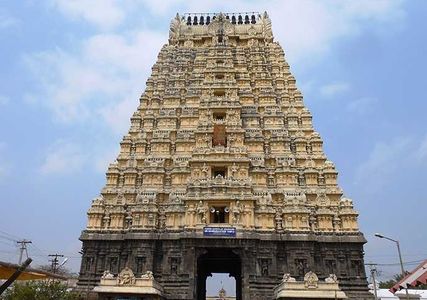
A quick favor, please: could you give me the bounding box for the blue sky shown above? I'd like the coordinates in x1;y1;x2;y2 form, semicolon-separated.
0;0;426;291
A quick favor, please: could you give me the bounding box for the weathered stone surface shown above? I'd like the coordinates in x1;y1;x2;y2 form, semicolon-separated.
78;12;373;300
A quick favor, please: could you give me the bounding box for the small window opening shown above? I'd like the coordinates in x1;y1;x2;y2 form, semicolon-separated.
210;206;229;223
206;16;211;24
216;60;224;65
214;90;225;97
238;15;243;24
215;74;225;80
213;112;226;121
212;167;226;178
199;16;205;25
231;15;236;24
187;16;192;25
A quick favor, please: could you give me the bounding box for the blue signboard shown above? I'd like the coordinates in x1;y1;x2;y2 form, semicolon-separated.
203;227;236;237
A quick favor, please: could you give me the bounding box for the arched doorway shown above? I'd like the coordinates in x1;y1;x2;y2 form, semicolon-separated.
197;248;242;300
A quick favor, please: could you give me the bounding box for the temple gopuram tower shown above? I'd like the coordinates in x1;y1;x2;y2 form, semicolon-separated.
78;12;373;300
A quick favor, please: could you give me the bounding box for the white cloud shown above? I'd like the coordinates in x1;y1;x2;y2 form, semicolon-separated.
0;95;10;105
94;145;119;173
140;0;405;62
24;30;164;132
355;133;427;189
26;0;405;134
416;134;427;162
0;10;20;29
39;138;123;175
49;0;125;29
347;97;378;114
320;82;350;97
48;0;406;61
40;139;87;175
356;138;411;185
0;142;8;180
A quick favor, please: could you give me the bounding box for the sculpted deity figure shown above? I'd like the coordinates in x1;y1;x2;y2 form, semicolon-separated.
275;208;283;231
169;14;180;41
232;201;242;224
103;213;111;229
204;133;211;147
135;190;144;203
230;163;239;178
201;163;209;178
267;192;273;202
118;267;136;285
228;133;236;145
258;196;267;210
141;270;154;280
309;213;317;231
282;273;296;282
196;201;208;224
116;192;125;204
325;273;338;283
169;193;177;202
102;270;114;279
304;271;319;288
197;136;205;146
287;156;296;167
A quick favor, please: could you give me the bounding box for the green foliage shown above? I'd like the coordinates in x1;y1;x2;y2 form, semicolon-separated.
36;264;78;277
1;280;81;300
379;279;396;288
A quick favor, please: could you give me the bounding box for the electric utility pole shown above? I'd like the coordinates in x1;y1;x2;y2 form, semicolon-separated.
16;239;32;264
366;263;378;300
48;254;64;273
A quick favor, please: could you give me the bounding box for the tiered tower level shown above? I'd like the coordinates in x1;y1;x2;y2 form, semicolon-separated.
79;12;372;300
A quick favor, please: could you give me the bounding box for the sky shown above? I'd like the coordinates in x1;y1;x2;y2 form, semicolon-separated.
1;0;427;295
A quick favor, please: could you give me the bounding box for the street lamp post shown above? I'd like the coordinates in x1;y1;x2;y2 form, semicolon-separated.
374;233;409;300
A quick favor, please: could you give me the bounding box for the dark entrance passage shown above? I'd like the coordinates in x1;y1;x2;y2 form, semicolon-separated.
197;248;242;300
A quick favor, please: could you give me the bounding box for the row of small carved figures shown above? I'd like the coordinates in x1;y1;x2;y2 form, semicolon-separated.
185;14;258;26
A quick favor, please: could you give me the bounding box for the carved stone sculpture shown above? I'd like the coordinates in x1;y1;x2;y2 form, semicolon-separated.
80;11;371;300
118;267;136;285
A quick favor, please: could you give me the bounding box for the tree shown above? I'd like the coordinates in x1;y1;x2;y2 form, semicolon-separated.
0;280;81;300
36;264;77;277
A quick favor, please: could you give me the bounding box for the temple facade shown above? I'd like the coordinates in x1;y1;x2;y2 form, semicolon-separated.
78;12;373;300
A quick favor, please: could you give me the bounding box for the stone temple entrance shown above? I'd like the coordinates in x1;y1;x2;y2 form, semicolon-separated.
197;249;241;300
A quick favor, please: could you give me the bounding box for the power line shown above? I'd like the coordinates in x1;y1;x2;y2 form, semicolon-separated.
0;229;21;240
29;243;47;258
366;259;425;267
0;249;19;255
0;234;17;243
365;254;427;259
0;240;16;247
29;244;81;258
